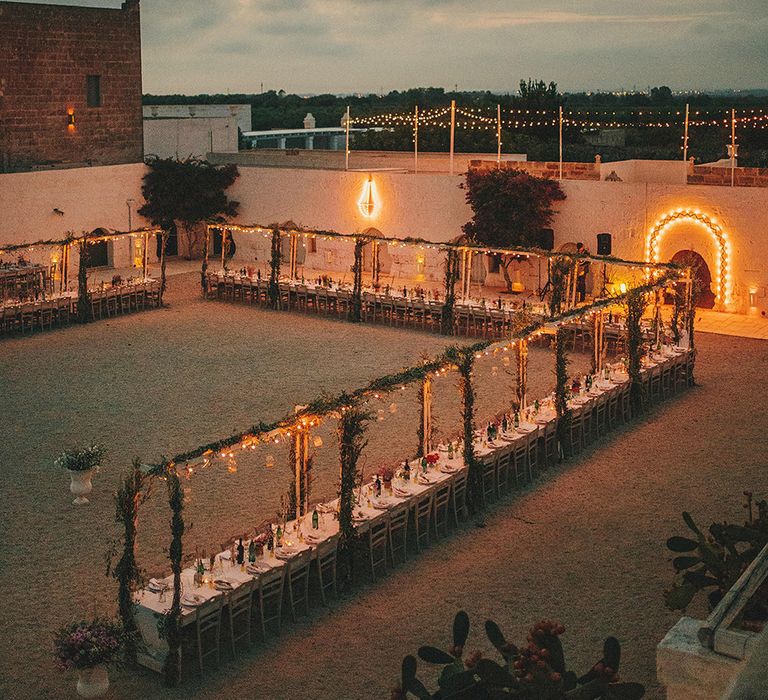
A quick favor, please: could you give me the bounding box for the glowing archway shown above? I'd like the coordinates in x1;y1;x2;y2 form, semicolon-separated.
646;209;731;306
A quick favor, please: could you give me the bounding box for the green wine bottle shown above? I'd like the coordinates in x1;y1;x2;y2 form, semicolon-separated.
312;508;319;529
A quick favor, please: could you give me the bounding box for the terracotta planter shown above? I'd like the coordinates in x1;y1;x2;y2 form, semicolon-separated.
68;469;94;505
76;665;109;698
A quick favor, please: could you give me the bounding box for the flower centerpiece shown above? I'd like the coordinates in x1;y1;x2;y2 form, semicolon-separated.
425;453;439;467
378;465;395;489
55;444;106;505
54;618;124;698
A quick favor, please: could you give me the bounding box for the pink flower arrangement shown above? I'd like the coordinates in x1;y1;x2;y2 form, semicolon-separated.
378;465;395;482
53;619;124;671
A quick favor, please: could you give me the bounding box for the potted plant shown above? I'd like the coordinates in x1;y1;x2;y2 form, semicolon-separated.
55;444;105;505
54;618;125;698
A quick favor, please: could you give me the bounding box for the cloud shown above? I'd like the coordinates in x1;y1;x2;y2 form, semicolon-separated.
16;0;768;93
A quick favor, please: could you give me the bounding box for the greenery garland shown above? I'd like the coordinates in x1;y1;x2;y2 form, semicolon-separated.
162;469;184;688
440;248;460;335
0;227;160;256
554;326;572;460
625;288;649;413
215;222;680;273
107;460;150;660
349;238;365;323
337;407;371;588
141;271;680;476
269;228;281;309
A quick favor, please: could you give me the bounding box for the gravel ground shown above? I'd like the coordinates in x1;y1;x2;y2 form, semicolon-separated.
0;272;764;699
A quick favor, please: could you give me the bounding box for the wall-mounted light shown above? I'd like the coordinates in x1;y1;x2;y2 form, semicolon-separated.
67;110;76;130
358;175;378;218
749;287;758;307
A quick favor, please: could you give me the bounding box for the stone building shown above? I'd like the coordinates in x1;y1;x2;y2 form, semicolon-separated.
0;0;143;172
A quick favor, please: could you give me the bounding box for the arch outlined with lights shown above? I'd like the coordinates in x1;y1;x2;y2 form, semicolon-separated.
646;209;731;306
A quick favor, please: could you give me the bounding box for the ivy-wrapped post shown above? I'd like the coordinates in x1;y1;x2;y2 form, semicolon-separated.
548;255;570;318
371;240;380;288
516;338;528;409
200;226;211;296
163;468;184;688
288;233;299;280
441;248;460;335
625;288;648;414
337;407;371;589
591;312;605;374
684;270;699;385
158;226;170;306
348;238;364;323
451;348;481;512
416;375;433;458
142;231;149;280
269;227;281;309
109;459;149;660
554;325;571;460
76;235;92;323
220;228;228;272
61;240;70;293
290;425;310;517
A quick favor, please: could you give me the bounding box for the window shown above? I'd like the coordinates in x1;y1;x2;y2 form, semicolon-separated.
86;75;101;108
309;236;317;254
488;254;501;273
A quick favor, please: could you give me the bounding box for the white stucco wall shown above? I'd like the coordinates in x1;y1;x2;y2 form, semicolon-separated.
1;161;767;312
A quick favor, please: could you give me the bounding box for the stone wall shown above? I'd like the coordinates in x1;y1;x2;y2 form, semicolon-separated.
0;0;143;172
688;165;768;188
470;159;600;180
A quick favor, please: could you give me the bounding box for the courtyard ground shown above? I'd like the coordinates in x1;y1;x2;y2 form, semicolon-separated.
0;271;765;699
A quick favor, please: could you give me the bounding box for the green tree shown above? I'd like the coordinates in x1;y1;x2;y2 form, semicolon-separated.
461;168;566;291
138;157;240;259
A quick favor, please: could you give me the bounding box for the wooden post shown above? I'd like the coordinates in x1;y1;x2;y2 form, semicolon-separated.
220;228;227;271
142;232;149;280
558;106;564;181
344;105;350;172
441;248;459;336
294;430;302;517
292;233;300;280
349;238;364;322
496;104;502;165
730;107;736;187
516;338;528;409
413;105;419;174
200;227;210;296
159;229;168;305
60;243;68;293
371;239;380;288
76;235;91;323
683;103;690;162
449;99;456;176
420;375;433;457
302;429;309;516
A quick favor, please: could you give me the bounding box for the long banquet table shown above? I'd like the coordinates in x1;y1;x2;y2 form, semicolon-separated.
133;345;694;673
0;278;160;336
205;271;548;338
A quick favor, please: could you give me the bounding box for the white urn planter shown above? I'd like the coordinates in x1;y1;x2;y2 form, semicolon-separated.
68;469;94;505
76;665;110;698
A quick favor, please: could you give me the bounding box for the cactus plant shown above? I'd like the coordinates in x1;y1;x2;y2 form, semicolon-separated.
392;611;645;699
664;493;768;621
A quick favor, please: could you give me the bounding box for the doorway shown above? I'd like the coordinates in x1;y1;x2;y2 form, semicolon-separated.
670;250;715;309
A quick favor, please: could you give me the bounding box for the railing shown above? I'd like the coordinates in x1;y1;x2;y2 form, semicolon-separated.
698;542;768;659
